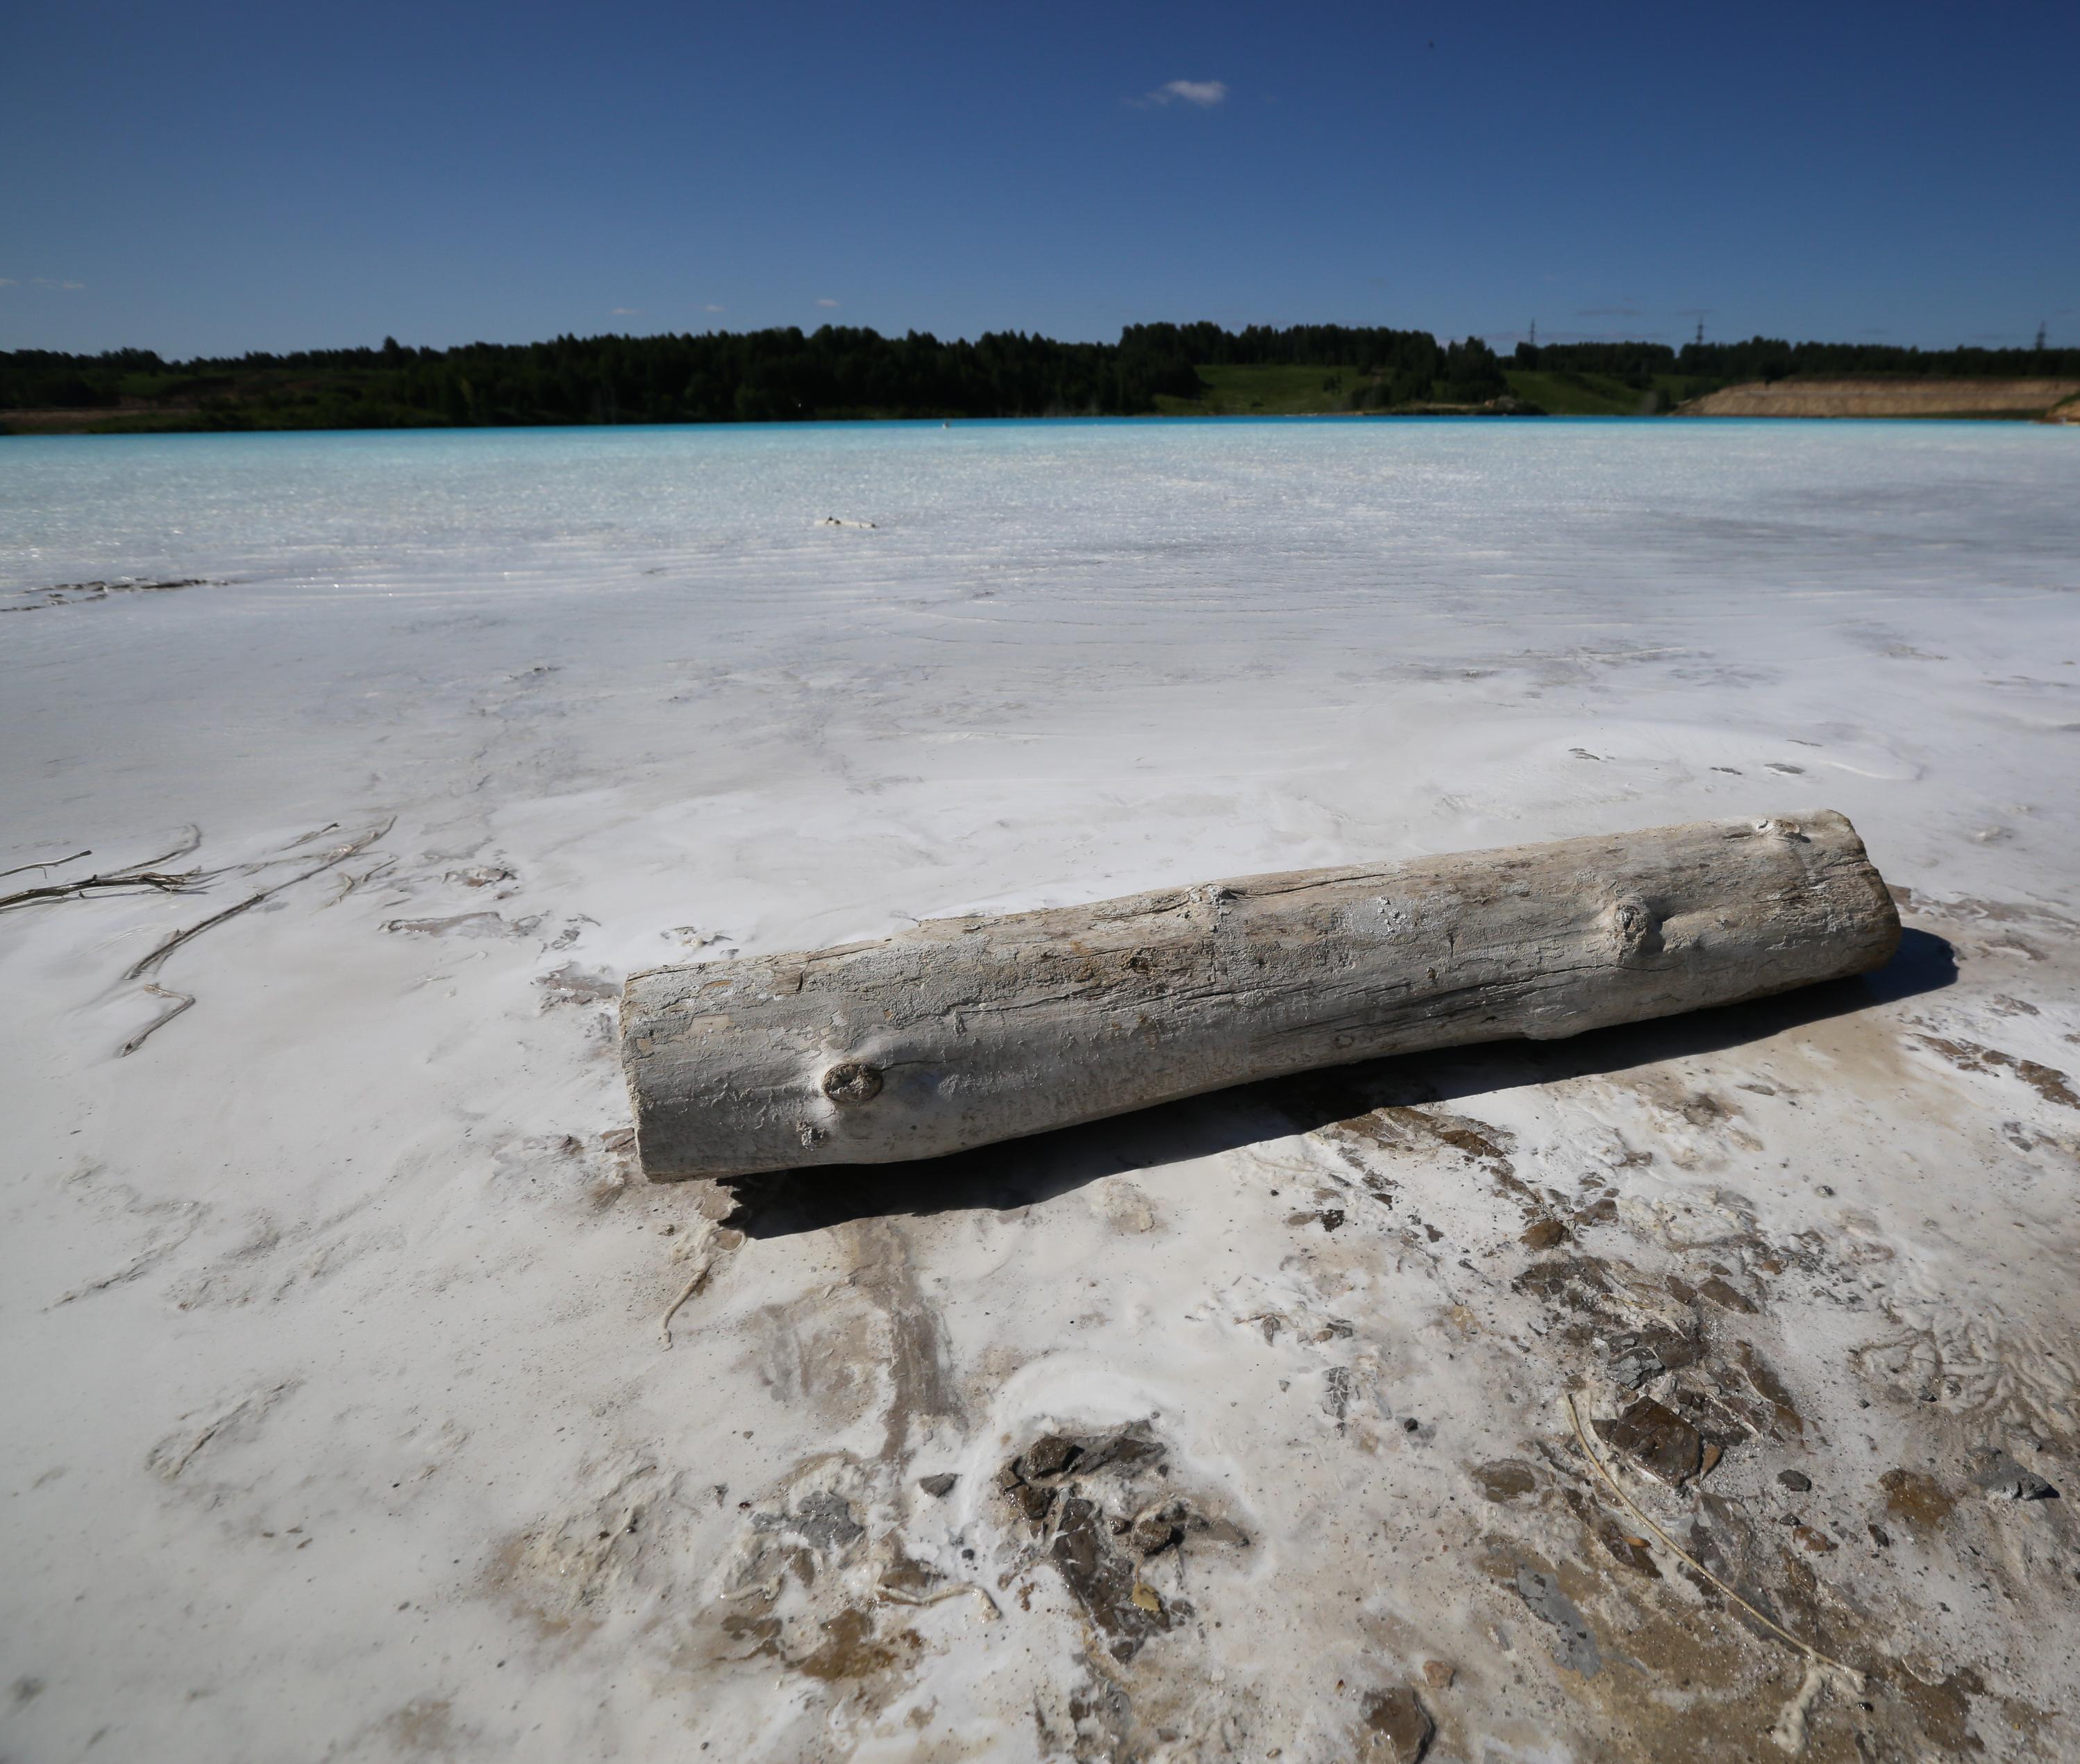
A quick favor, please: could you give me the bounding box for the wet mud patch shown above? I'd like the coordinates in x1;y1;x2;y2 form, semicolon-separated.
1511;1561;1602;1677
1471;1529;1897;1761
667;1452;972;1725
3;577;216;611
489;1129;637;1211
996;1423;1249;1663
1318;1102;1518;1176
1914;1034;2079;1109
146;1379;299;1486
487;1452;704;1642
536;961;619;1008
1448;1186;2080;1759
1471;1459;1538;1504
384;909;543;939
1877;1468;1956;1534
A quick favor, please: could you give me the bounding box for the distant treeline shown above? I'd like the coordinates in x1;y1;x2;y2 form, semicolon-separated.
0;324;1507;428
1122;324;1509;406
2;324;2073;431
1516;337;2080;384
1;330;1199;427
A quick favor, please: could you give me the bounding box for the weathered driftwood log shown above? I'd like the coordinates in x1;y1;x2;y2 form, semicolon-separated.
622;812;1898;1180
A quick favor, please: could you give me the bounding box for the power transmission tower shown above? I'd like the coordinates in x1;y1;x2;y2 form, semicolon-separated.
1695;317;1705;348
1529;319;1537;348
2037;321;2048;351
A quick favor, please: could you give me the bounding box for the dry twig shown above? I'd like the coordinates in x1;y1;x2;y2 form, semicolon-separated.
124;820;394;982
0;848;92;880
0;829;206;913
877;1581;1000;1618
119;985;197;1057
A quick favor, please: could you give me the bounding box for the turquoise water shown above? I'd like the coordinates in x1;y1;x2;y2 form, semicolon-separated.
4;419;2074;611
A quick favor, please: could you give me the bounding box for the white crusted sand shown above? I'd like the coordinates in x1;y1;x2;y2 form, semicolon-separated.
2;421;2077;1761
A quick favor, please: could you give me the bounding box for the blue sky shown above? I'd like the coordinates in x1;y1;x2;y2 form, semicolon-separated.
5;0;2076;356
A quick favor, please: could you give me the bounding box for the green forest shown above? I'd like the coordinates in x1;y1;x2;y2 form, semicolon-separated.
4;324;2077;433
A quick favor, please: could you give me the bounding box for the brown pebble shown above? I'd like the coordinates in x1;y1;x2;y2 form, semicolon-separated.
1359;1687;1434;1763
1594;1397;1704;1488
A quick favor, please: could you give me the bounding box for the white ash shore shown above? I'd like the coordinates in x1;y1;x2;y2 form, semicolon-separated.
1;421;2077;1762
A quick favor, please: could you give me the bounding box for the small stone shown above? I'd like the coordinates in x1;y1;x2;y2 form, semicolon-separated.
1608;1343;1665;1389
1521;1218;1570;1251
1471;1460;1536;1504
1012;1483;1055;1524
919;1473;957;1498
1130;1509;1181;1556
1020;1434;1082;1479
1422;1659;1455;1690
1697;1276;1758;1314
1967;1449;2058;1502
1359;1686;1435;1763
1777;1469;1813;1492
1597;1522;1661;1578
1595;1397;1704;1488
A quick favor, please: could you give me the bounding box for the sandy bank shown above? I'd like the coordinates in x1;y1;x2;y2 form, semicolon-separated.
1681;377;2080;419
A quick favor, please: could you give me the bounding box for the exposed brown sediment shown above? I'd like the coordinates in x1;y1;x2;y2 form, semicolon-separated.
1678;377;2080;419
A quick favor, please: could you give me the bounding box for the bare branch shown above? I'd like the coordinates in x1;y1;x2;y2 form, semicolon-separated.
119;985;197;1056
0;848;92;881
124;819;394;982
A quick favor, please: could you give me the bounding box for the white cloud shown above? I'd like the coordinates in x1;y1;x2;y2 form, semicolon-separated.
703;303;726;312
1148;78;1227;107
611;306;641;316
26;277;85;290
816;298;840;308
0;278;15;287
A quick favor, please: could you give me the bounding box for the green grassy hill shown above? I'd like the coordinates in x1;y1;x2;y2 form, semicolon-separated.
1152;363;1370;415
1150;362;1729;417
1500;369;1718;415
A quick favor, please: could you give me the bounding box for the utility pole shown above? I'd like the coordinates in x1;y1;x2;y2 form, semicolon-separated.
1529;319;1537;348
2037;321;2048;352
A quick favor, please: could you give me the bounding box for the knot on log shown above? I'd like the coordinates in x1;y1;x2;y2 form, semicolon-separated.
821;1060;885;1105
1605;896;1662;958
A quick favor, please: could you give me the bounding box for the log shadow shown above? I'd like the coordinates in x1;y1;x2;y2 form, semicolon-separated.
718;929;1954;1241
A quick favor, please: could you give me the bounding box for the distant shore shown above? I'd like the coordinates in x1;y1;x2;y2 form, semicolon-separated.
11;324;2080;433
8;378;2079;435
